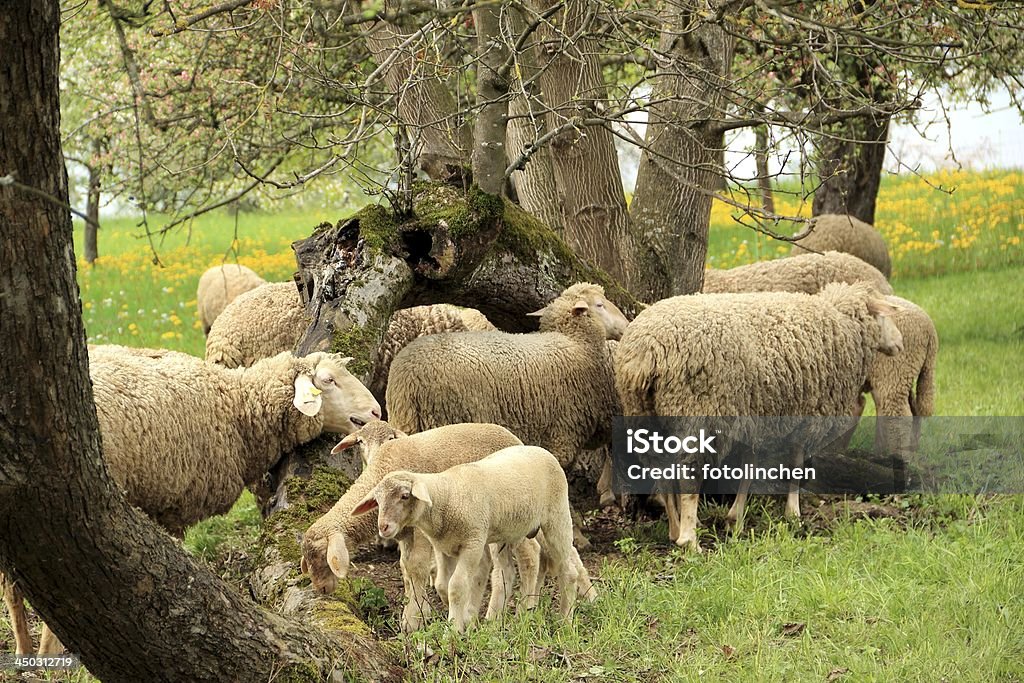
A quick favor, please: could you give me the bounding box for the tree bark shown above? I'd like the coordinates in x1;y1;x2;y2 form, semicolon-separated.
754;121;775;215
811;113;890;225
0;4;400;680
629;2;735;300
470;4;511;195
84;159;100;264
529;0;635;290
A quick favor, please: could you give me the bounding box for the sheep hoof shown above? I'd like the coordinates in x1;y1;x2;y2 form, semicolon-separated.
674;534;702;552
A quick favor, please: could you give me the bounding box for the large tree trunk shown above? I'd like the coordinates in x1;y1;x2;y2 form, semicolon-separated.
470;4;511;195
529;0;636;291
629;2;735;300
0;4;400;680
811;113;890;225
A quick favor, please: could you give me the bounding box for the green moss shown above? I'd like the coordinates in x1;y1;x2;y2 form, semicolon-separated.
330;323;379;379
413;183;504;238
353;204;400;254
262;460;352;567
274;661;322;683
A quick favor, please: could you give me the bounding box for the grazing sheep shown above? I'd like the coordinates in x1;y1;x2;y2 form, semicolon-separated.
205;282;310;368
791;214;892;278
386;283;621;471
301;422;524;631
5;347;380;655
615;282;904;549
703;251;892;296
858;296;938;456
352;445;582;632
367;304;497;404
196;264;266;335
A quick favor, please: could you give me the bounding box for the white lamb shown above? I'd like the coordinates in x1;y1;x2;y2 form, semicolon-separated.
351;445;584;632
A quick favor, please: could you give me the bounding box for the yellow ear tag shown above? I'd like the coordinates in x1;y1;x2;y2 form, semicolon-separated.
310;387;323;396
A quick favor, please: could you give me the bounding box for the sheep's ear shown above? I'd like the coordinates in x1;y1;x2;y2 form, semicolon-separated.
394;428;409;438
331;433;360;454
526;305;548;317
866;297;899;317
293;374;323;417
571;300;590;316
351;491;379;516
411;479;432;507
326;533;349;578
300;556;309;574
336;356;354;366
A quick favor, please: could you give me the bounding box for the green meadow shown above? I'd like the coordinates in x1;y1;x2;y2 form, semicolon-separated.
10;171;1023;680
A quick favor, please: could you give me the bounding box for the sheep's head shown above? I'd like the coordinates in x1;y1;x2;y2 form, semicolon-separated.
300;525;350;593
351;471;431;540
867;297;904;356
331;419;407;467
294;352;382;434
529;282;629;340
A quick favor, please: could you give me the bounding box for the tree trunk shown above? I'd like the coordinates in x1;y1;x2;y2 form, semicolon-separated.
0;4;400;680
470;4;511;195
811;113;890;225
529;0;635;290
755;123;775;215
84;160;100;264
629;2;735;300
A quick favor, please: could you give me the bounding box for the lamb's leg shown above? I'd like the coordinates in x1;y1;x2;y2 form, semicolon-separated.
38;624;63;655
3;574;34;656
663;493;681;542
397;530;433;632
468;547;493;624
432;548;456;610
673;493;701;551
539;519;579;620
485;543;516;620
513;537;541;612
597;455;616;507
725;478;752;532
785;445;805;519
447;544;486;633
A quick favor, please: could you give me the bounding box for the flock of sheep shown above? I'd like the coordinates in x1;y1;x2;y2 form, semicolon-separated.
3;212;938;653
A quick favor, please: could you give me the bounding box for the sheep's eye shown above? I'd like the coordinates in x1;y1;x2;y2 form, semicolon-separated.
596;301;605;308
400;492;410;500
321;376;335;385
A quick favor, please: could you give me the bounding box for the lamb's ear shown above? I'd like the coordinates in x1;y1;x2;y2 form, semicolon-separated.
394;428;409;438
293;374;323;417
326;533;350;579
331;433;361;454
571;299;590;316
526;305;548;318
351;490;379;516
410;479;432;507
300;556;309;574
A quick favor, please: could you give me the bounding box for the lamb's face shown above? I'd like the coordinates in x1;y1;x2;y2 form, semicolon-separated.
352;473;430;540
300;531;349;593
330;420;407;467
309;353;382;434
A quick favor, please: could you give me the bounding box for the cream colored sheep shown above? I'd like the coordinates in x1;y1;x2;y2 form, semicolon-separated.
5;348;380;655
331;419;408;467
791;214;892;278
352;445;581;632
703;251;892;295
615;283;904;549
367;304;497;404
205;282;310;368
527;283;630;340
301;422;524;631
196;264;266;335
386;283;621;471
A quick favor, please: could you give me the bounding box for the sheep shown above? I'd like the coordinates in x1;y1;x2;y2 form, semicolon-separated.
703;251;892;296
205;281;310;368
385;283;621;472
351;445;582;632
367;304;497;405
790;214;892;278
196;264;266;335
615;282;904;549
527;283;630;341
301;422;525;631
5;347;381;655
331;418;408;468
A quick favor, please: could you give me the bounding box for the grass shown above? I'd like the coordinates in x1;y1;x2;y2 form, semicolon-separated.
6;170;1021;680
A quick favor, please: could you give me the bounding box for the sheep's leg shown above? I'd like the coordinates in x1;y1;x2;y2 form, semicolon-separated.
513;538;541;612
447;544;486;633
663;494;681;542
468;546;493;624
485;544;516;620
785;445;804;519
3;574;34;656
397;530;433;632
539;519;579;620
725;478;751;533
38;624;63;655
597;455;616;507
432;548;456;610
673;493;701;551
